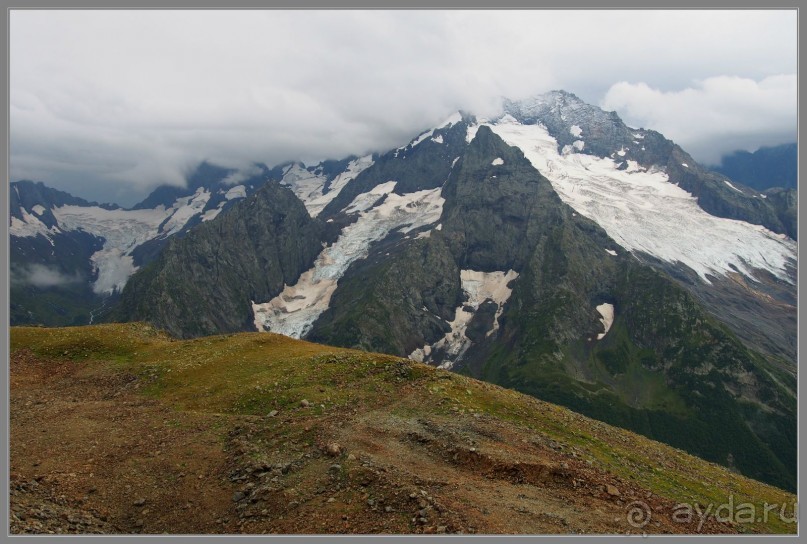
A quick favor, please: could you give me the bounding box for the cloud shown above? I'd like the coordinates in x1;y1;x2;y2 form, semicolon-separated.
10;10;796;205
601;75;797;164
220;164;267;186
12;264;84;288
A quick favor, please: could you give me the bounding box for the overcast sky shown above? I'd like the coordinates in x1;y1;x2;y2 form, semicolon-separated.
11;10;797;207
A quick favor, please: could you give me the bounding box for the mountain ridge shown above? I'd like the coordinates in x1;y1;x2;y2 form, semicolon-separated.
713;143;797;192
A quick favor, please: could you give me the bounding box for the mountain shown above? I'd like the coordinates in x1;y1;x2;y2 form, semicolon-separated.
10;181;111;326
10;91;797;491
104;94;797;492
491;93;797;366
714;143;797;192
9;163;273;326
10;324;797;534
112;180;325;338
502;91;797;240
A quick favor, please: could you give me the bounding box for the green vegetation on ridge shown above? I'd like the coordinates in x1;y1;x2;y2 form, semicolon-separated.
10;323;797;534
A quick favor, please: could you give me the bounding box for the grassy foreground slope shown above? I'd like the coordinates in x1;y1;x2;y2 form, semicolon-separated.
10;324;797;535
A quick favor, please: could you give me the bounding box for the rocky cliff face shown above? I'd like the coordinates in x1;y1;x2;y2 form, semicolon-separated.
113;182;324;338
764;187;797;240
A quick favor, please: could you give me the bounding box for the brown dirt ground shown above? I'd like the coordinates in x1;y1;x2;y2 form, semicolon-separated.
10;348;737;535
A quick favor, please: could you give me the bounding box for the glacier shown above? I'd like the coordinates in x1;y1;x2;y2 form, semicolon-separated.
47;186;246;294
253;181;445;338
484;115;796;284
280;155;375;218
51;204;172;294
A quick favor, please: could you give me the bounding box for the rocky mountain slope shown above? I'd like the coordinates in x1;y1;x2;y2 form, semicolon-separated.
112;180;325;338
313;125;797;491
10;324;797;535
11;181;112;326
714;143;797;192
9;163;273;326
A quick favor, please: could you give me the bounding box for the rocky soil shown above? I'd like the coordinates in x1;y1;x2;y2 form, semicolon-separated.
10;345;756;535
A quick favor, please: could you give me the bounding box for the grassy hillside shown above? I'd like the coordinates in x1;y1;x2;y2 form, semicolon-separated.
10;324;797;535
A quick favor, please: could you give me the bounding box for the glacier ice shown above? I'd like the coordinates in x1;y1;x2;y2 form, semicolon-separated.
486;117;796;284
409;269;519;369
50;187;222;294
253;182;445;338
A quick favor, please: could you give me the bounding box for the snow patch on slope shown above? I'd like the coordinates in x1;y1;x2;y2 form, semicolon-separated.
723;180;743;193
460;270;518;337
486;118;796;284
159;188;211;236
409;269;518;369
595;303;614;340
224;185;247;200
466;123;482;143
200;206;224;222
253;182;445;338
344;181;397;214
281;155;374;218
10;208;60;240
410;129;434;148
